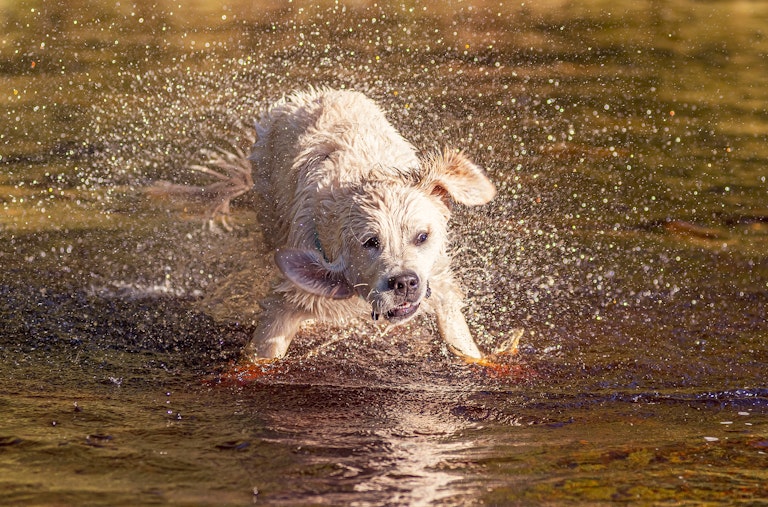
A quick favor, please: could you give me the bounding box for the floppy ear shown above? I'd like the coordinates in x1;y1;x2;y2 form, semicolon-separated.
274;249;354;299
421;148;497;207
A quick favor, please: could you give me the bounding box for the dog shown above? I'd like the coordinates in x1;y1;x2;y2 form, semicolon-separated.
173;88;497;362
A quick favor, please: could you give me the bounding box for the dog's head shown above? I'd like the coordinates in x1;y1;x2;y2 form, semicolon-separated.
275;149;496;323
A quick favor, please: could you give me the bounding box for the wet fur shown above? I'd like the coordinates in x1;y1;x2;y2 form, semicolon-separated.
180;88;496;361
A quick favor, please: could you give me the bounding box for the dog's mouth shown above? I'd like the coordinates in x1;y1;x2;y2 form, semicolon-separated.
371;282;430;322
385;300;420;320
371;299;421;322
369;281;430;322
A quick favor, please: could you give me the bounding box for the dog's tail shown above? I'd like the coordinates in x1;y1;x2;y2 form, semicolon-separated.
148;126;255;232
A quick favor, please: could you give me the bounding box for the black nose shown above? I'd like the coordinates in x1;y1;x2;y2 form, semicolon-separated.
388;272;420;296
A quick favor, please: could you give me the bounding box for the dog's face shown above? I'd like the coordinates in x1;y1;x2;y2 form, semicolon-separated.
343;183;448;322
275;149;496;323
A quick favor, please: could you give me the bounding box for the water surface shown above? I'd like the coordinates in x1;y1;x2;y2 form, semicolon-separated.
1;0;767;505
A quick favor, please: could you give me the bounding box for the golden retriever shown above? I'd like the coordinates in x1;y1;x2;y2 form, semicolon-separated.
173;88;497;362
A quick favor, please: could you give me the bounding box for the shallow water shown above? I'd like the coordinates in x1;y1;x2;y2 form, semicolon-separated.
1;0;767;505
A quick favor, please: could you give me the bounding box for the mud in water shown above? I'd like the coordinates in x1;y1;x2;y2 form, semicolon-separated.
1;0;767;505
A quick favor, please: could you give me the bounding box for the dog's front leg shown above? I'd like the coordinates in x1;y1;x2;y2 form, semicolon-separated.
242;296;307;361
431;280;483;359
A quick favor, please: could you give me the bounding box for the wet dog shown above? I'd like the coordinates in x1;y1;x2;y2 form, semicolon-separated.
176;88;496;361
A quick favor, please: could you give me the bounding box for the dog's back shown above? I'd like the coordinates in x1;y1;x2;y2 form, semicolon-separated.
249;88;420;248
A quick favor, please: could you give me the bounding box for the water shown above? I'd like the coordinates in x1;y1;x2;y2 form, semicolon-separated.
1;0;767;504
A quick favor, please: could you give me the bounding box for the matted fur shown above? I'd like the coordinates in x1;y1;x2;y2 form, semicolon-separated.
183;88;497;360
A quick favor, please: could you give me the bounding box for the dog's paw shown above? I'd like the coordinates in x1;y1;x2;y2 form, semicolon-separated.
203;359;283;386
455;329;526;378
449;328;523;361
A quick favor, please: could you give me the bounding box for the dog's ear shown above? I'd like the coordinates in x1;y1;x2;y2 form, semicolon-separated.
421;148;496;207
275;249;354;299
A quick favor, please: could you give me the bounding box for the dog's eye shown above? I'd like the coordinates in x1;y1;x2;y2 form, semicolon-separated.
415;232;429;245
362;236;380;250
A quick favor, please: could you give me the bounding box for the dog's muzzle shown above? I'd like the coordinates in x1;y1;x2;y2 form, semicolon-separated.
371;278;431;321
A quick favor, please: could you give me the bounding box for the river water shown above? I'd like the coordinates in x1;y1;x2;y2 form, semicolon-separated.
1;0;767;505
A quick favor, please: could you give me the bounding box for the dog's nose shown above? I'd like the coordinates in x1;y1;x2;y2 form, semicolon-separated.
388;272;420;296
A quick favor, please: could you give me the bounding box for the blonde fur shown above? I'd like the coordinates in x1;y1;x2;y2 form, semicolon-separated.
186;88;496;361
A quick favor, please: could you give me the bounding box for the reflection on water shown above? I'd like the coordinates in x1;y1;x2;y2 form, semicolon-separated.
1;0;767;505
248;386;482;506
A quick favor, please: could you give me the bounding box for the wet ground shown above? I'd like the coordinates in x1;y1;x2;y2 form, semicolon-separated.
1;0;767;505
